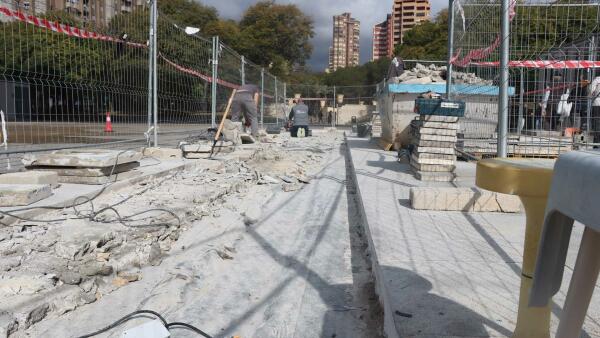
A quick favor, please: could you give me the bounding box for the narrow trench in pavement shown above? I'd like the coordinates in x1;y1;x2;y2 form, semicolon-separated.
343;142;384;338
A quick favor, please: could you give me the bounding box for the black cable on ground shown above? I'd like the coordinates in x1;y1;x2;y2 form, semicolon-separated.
76;310;212;338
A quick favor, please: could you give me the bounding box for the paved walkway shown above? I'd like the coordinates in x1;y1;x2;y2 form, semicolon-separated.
346;136;600;338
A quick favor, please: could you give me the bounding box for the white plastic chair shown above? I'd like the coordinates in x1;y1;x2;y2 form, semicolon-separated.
529;150;600;338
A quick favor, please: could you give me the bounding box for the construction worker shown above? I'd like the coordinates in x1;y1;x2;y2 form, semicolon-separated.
231;83;260;137
288;99;310;137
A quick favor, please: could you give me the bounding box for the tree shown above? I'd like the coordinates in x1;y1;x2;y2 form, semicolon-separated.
237;1;314;75
159;0;218;31
395;9;448;61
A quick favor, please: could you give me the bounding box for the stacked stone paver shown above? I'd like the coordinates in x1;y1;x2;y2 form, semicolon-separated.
410;115;459;182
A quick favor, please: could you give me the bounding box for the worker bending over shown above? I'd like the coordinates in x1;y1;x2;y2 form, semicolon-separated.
289;99;310;137
231;83;260;137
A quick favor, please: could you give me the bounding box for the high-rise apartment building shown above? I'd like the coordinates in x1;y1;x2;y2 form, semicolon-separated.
372;0;430;60
372;14;392;61
328;12;360;72
391;0;430;46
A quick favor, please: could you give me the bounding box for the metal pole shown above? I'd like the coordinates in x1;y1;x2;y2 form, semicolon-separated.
518;67;524;134
241;56;245;86
497;0;511;157
274;77;278;125
260;68;264;128
146;1;154;146
283;82;287;122
333;86;336;128
211;36;219;128
446;0;455;99
152;0;158;147
587;36;595;139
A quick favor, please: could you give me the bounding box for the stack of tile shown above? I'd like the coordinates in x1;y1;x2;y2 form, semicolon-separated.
23;149;141;185
410;115;459;182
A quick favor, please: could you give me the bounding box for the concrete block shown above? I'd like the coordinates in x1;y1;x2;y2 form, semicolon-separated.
410;162;455;172
410;187;522;212
418;127;457;136
32;162;139;177
0;171;58;187
23;149;141;168
414;139;456;148
143;147;183;160
414;146;456;155
418;115;459;123
414;170;456;182
415;121;459;130
416;134;457;142
184;152;211;159
0;184;52;206
411;153;456;166
57;170;140;185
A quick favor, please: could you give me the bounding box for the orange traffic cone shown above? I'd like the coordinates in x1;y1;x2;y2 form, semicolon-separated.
104;112;113;132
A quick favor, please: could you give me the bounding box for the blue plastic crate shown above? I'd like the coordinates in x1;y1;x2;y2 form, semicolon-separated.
414;98;465;117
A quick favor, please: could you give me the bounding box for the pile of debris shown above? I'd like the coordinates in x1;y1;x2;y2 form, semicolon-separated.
410;115;459;182
389;63;493;86
23;149;141;185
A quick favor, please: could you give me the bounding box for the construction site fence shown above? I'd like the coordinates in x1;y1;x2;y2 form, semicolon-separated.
448;0;600;158
0;0;288;172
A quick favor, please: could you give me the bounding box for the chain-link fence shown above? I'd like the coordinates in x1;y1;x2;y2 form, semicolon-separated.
450;0;600;158
0;0;285;172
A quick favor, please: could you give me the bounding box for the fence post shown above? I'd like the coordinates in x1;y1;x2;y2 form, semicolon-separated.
260;68;264;128
241;56;245;86
497;0;511;157
211;36;219;128
152;0;158;147
587;36;596;142
518;68;524;134
283;82;287;121
333;85;336;128
274;77;278;125
446;0;455;99
147;0;154;146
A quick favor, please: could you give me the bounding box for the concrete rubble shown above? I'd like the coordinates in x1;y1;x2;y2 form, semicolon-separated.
0;131;340;337
0;185;52;207
389;63;493;85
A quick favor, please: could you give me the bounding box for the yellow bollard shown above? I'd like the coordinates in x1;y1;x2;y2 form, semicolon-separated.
476;158;555;338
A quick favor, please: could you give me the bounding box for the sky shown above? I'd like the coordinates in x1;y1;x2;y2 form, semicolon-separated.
197;0;448;71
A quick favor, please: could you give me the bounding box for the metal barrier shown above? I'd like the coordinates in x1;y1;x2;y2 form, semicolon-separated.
449;0;600;158
0;0;286;172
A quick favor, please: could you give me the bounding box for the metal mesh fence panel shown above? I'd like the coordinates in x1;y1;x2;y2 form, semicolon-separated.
451;0;600;158
0;0;151;170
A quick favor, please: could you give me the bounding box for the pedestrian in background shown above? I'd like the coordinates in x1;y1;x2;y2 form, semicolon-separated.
387;53;405;79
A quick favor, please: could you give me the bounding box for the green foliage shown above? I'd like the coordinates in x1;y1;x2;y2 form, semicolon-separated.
237;1;314;74
395;9;448;61
159;0;218;31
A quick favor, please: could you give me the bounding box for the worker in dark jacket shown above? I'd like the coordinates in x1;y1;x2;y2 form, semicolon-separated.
231;83;259;137
288;99;310;137
387;54;405;79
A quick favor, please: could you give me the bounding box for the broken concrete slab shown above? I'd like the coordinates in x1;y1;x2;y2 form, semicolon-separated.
142;147;183;160
413;170;456;182
0;184;52;207
0;171;59;187
56;170;140;185
23;149;142;168
414;146;456;155
417;128;458;136
410;187;522;212
32;162;140;177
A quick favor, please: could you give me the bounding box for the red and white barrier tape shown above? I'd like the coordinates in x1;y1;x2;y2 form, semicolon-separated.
472;60;600;69
0;6;146;48
0;7;277;96
450;0;517;67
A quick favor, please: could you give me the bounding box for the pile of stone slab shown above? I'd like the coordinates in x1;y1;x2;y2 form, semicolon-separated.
22;149;142;185
0;171;59;206
410;115;459;182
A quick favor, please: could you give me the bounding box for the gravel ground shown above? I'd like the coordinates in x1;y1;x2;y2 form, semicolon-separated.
0;130;382;338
